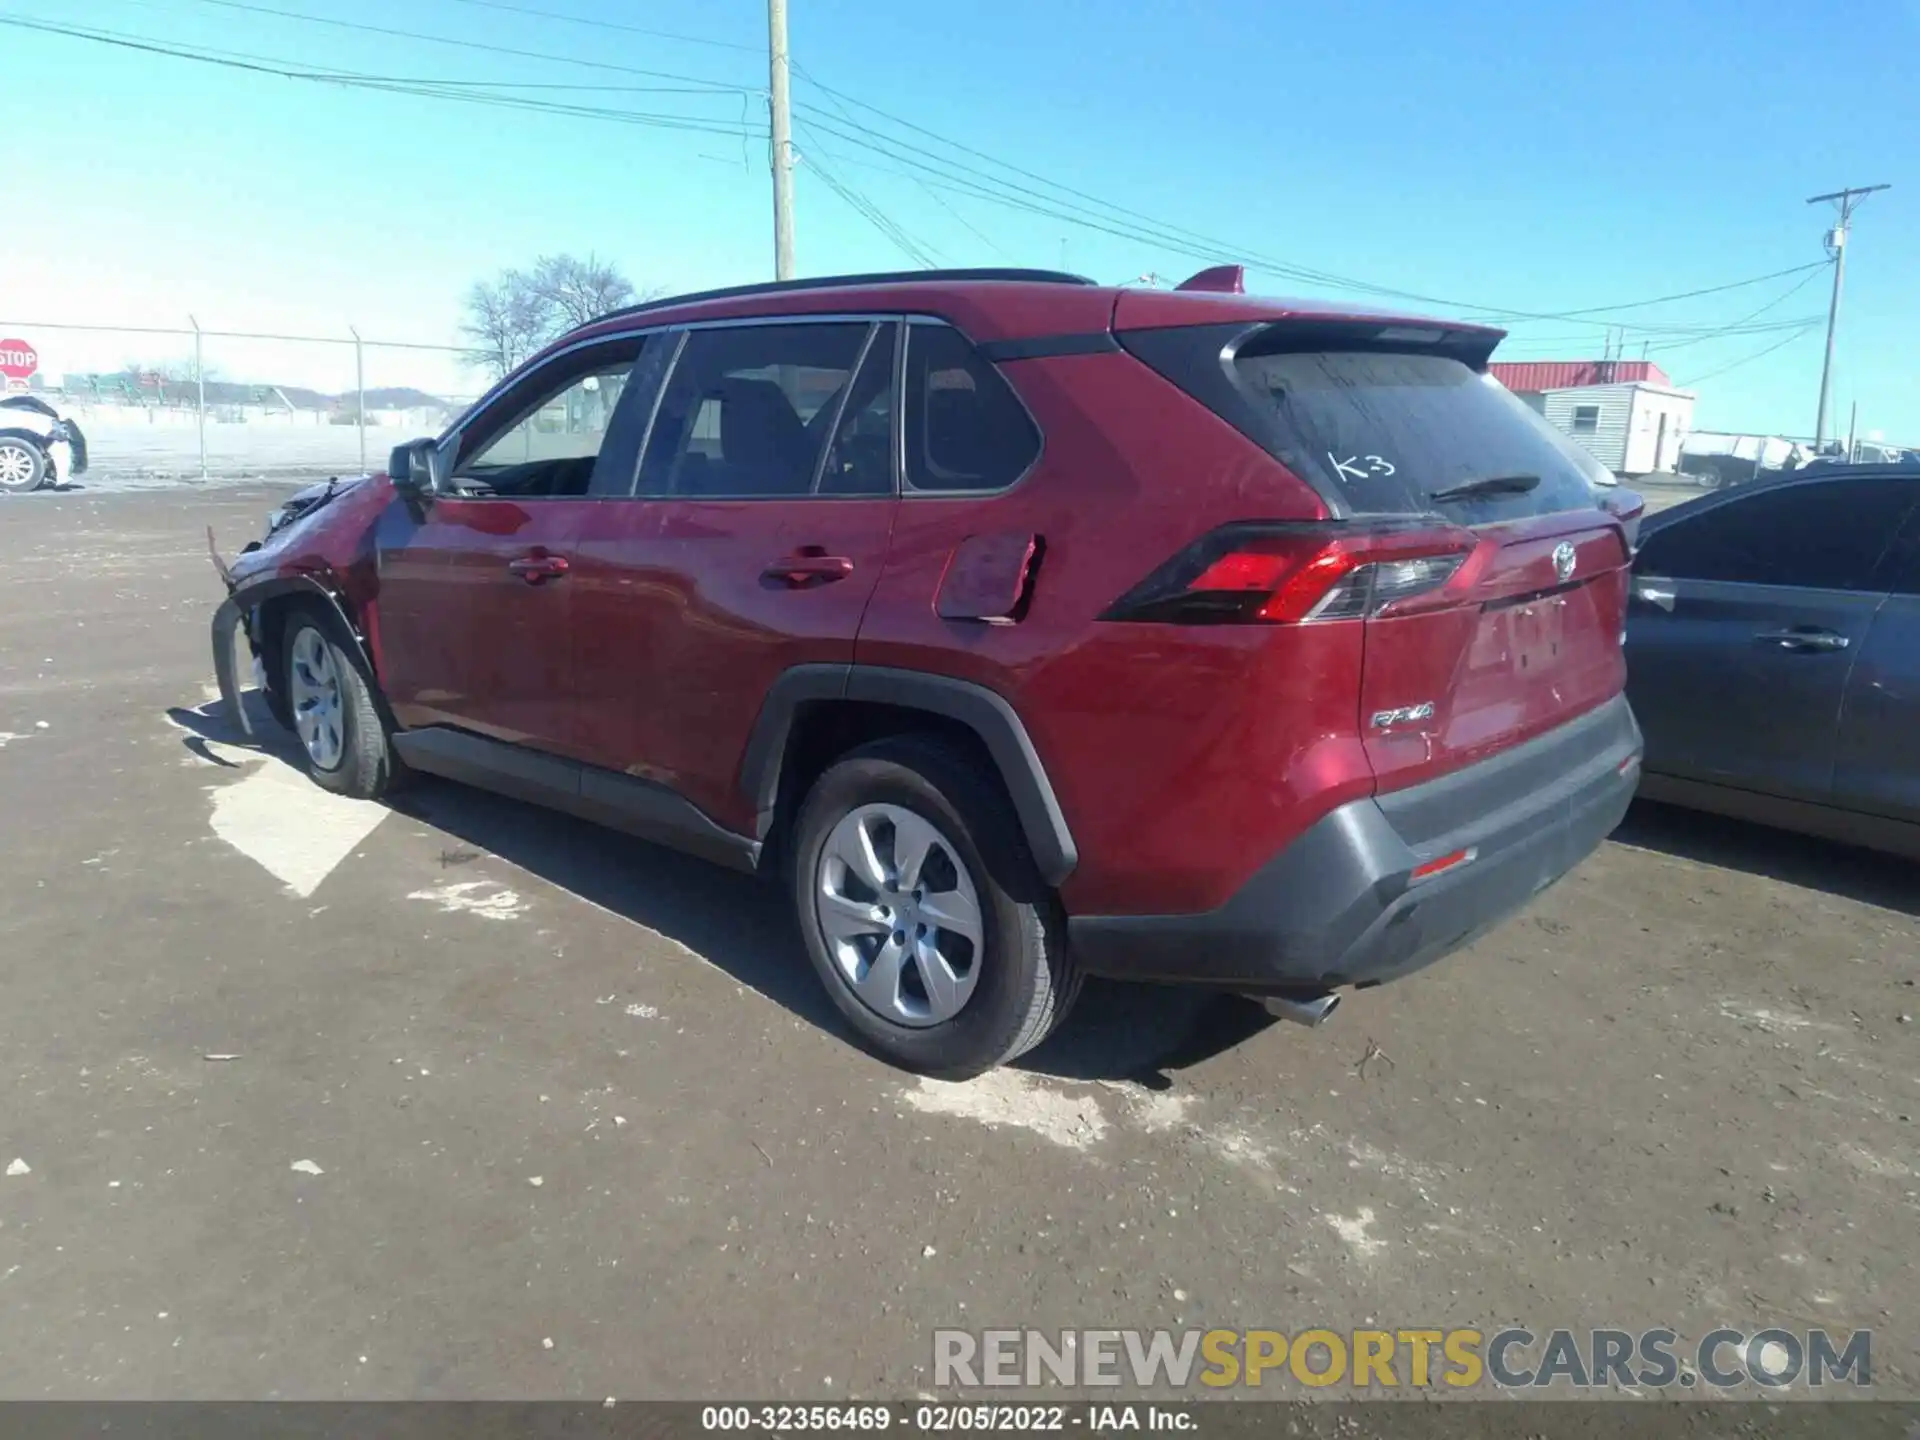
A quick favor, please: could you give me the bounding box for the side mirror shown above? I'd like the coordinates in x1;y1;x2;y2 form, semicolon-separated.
388;437;445;496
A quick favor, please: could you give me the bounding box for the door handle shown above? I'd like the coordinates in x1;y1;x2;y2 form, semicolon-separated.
1754;627;1848;652
762;554;854;587
508;553;570;584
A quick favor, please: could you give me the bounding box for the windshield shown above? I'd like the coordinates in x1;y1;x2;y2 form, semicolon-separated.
1234;350;1612;524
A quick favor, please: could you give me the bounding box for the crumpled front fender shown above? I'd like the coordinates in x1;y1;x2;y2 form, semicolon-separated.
210;573;371;737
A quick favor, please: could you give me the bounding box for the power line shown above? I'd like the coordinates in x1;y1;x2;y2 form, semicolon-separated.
803;146;941;268
787;89;1822;328
1679;324;1822;387
1641;267;1831;355
333;11;1823;321
0;16;761;135
173;0;755;92
427;0;763;53
794;109;1828;330
1477;262;1829;321
1493;314;1825;353
793;70;1011;261
18;4;1851;341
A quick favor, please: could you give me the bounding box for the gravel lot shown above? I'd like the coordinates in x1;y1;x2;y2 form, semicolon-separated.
0;486;1913;1412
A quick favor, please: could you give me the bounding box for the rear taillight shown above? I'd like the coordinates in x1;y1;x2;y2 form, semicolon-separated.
1102;521;1478;625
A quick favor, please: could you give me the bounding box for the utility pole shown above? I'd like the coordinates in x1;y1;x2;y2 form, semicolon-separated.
189;314;206;482
1808;183;1890;448
350;325;366;476
767;0;796;280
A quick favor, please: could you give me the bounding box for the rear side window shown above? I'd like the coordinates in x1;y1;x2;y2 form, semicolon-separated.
904;323;1040;494
1634;479;1917;592
1231;349;1609;523
637;322;871;498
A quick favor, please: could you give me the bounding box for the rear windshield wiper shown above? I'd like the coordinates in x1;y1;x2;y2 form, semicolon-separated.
1426;474;1542;503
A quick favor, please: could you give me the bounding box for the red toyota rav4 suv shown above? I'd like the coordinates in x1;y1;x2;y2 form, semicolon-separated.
211;266;1642;1077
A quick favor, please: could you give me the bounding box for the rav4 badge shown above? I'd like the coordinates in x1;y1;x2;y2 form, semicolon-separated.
1370;701;1437;730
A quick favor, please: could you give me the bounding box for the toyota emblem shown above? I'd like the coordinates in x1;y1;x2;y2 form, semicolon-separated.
1552;541;1577;583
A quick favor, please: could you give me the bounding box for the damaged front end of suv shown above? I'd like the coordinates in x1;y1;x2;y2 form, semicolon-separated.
208;473;393;738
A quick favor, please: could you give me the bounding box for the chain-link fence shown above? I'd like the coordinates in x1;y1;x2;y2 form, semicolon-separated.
0;319;491;486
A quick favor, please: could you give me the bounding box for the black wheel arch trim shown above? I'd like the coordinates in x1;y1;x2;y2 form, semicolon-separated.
740;663;1079;886
212;572;384;738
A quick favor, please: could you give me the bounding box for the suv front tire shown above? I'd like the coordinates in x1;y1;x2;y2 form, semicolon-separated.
791;735;1078;1078
282;608;398;800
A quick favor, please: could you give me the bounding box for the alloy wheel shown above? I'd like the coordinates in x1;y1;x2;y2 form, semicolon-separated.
815;802;985;1028
288;627;346;771
0;443;38;489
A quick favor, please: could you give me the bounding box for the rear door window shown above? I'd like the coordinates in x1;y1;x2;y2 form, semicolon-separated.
818;323;898;497
1232;348;1611;524
636;322;872;498
1634;479;1917;591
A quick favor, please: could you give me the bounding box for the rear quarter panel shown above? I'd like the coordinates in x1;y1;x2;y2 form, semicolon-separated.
851;349;1374;917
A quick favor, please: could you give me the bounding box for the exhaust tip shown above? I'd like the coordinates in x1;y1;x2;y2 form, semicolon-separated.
1260;992;1341;1027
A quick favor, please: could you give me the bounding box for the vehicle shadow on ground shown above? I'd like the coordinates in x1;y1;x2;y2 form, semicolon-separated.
165;694;1274;1086
1613;798;1919;917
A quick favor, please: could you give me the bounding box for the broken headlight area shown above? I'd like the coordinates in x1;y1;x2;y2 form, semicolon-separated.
263;475;359;540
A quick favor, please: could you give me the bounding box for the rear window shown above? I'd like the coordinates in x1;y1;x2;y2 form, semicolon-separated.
1233;350;1610;523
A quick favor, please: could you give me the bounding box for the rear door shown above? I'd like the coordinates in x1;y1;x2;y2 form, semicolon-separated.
1831;492;1920;819
375;333;654;755
568;319;900;833
1625;478;1914;801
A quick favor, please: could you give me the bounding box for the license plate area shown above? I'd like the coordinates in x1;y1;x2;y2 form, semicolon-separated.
1505;594;1569;677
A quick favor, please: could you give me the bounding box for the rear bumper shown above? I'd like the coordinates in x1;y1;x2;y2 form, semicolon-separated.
1069;695;1641;993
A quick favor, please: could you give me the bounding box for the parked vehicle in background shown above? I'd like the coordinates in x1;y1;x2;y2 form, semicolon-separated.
0;393;89;493
1626;464;1920;857
1677;432;1815;490
209;266;1642;1077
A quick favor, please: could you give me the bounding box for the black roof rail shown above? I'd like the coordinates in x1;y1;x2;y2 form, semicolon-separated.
592;268;1095;326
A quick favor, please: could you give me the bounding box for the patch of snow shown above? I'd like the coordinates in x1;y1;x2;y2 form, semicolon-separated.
900;1070;1108;1150
406;880;526;921
1323;1207;1385;1258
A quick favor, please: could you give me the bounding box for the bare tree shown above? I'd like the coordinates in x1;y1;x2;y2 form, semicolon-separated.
459;254;657;379
527;253;656;331
459;274;549;380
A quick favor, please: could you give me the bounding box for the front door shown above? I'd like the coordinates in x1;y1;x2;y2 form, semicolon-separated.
1627;476;1915;801
570;319;900;833
374;333;657;757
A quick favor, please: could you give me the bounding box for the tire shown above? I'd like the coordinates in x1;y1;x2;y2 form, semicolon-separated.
281;608;397;799
0;438;48;494
791;734;1078;1078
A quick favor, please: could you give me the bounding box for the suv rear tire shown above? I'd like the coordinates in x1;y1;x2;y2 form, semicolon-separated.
791;735;1077;1078
282;608;398;800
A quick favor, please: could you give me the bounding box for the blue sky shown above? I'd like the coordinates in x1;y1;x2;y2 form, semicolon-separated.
2;0;1914;437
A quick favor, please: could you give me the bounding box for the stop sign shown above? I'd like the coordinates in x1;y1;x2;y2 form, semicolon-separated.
0;339;38;382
